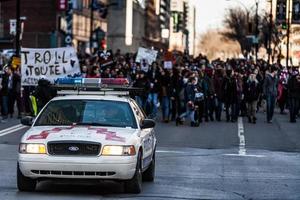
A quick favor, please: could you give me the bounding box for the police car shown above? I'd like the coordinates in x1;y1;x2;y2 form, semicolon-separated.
17;78;156;194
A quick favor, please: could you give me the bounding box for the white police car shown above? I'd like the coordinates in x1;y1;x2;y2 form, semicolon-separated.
17;80;156;194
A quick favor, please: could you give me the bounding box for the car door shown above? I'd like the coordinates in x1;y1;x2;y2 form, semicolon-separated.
130;100;155;169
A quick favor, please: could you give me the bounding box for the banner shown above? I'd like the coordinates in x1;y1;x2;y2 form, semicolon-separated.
135;47;158;65
21;47;81;86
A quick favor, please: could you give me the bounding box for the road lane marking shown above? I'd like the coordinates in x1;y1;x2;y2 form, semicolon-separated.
238;117;246;156
223;117;265;158
156;150;185;154
224;154;265;158
0;124;27;137
0;124;23;134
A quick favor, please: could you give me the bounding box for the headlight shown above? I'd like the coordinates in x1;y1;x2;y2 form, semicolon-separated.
101;145;136;156
19;143;47;154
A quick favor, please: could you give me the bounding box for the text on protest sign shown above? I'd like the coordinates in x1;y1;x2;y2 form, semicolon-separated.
21;47;81;86
135;47;158;65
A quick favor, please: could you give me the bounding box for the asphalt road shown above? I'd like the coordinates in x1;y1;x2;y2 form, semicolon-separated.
0;110;300;200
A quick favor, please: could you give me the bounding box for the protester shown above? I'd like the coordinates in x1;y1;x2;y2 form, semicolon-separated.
263;66;278;123
287;66;300;123
33;78;57;112
244;71;260;123
1;48;299;126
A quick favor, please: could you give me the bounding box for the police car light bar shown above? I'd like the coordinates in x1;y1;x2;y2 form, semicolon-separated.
55;78;129;86
54;78;142;96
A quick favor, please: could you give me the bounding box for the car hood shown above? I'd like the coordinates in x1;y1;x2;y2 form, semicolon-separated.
23;125;138;144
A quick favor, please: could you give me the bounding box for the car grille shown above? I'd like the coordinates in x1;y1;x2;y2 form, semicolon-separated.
47;141;101;156
31;170;115;177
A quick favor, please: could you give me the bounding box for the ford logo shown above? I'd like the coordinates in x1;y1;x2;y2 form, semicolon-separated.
68;146;79;152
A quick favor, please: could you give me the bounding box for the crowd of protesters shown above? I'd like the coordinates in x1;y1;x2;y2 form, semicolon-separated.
0;49;300;126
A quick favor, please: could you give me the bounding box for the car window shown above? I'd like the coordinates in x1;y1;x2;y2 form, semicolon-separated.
34;100;137;128
130;99;145;124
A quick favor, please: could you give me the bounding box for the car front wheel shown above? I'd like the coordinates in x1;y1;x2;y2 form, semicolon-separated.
17;163;37;192
124;152;142;193
142;153;155;182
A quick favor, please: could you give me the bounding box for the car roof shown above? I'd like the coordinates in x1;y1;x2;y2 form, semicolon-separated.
51;95;130;103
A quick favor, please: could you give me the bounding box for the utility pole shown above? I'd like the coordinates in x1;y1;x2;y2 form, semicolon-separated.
286;0;291;67
268;0;273;64
90;0;94;53
15;0;20;57
255;0;259;63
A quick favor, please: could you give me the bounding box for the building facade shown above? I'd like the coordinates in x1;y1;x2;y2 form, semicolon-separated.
169;0;196;56
0;0;107;53
107;0;145;53
107;0;171;54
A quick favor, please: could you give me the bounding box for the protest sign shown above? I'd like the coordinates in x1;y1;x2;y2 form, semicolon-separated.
164;61;173;69
135;47;158;65
21;47;80;86
98;50;114;68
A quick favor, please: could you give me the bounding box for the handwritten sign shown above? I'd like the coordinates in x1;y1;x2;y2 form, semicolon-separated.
21;47;80;86
135;47;158;65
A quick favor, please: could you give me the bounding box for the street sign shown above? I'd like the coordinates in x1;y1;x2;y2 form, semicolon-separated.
65;0;73;46
161;29;169;39
9;19;16;35
171;0;183;12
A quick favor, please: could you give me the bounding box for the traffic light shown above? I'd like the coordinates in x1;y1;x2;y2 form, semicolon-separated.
172;12;179;32
282;21;287;29
183;2;188;31
292;0;300;24
276;0;286;24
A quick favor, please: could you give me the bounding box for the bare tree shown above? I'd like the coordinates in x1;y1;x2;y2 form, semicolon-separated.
223;8;252;56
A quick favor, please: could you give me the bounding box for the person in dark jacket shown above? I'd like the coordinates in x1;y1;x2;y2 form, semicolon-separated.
145;65;160;118
213;68;224;121
34;78;57;112
133;72;148;110
176;77;198;127
1;66;21;119
222;67;238;122
160;69;172;122
263;66;278;123
203;67;216;121
287;66;300;123
244;72;260;124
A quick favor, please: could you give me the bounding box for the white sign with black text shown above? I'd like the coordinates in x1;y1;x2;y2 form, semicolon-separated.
135;47;158;65
21;47;81;86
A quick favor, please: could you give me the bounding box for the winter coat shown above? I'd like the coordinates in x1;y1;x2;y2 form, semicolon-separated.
263;73;278;97
34;79;57;110
222;76;238;104
244;79;260;102
213;75;224;100
287;74;300;99
1;73;19;96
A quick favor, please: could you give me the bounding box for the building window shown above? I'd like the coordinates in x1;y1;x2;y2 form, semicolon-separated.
83;0;90;8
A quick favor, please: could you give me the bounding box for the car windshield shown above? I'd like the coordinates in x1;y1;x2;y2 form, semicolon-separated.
34;100;137;128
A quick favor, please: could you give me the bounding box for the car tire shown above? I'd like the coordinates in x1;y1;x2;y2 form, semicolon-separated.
142;153;155;182
124;152;142;194
17;163;36;192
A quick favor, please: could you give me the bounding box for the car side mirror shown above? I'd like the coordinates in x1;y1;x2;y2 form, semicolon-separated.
140;119;155;129
21;116;34;126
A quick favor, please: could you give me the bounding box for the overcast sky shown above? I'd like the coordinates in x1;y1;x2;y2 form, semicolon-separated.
190;0;268;35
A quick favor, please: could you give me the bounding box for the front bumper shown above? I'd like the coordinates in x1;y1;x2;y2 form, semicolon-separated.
18;154;137;180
